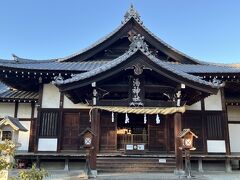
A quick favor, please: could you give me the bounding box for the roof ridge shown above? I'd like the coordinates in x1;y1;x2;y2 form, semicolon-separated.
12;54;58;63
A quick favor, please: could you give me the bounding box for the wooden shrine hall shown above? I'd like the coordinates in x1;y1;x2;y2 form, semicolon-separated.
0;5;240;173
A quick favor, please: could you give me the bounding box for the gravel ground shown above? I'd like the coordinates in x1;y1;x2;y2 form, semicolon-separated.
41;171;240;180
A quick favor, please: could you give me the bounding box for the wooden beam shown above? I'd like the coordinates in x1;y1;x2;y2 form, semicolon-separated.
174;112;183;173
221;88;231;155
90;108;100;170
14;101;19;118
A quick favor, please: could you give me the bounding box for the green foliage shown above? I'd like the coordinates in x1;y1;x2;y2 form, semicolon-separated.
0;140;15;171
17;164;49;180
0;140;49;180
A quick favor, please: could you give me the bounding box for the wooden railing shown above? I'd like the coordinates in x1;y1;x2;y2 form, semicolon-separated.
117;134;148;149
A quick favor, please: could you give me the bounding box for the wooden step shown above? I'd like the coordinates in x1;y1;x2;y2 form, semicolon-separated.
97;156;176;173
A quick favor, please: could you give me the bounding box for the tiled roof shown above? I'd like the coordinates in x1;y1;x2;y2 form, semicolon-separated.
0;82;9;94
170;64;240;73
0;82;38;101
1;116;28;131
0;59;106;72
54;35;221;91
1;56;240;74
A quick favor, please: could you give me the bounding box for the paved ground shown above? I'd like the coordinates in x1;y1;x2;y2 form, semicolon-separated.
42;171;240;180
11;170;240;179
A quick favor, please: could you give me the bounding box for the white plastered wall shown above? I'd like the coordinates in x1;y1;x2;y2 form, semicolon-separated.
17;103;32;118
18;121;31;151
229;124;240;153
0;103;15;118
207;140;226;153
204;90;222;111
42;84;60;108
38;138;58;151
227;106;240;122
63;95;90;109
34;106;38;118
228;106;240;152
185;101;201;110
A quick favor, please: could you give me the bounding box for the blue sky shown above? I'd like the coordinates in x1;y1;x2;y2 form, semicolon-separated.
0;0;240;63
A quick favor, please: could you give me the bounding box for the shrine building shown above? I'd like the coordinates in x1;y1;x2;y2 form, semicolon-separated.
0;6;240;172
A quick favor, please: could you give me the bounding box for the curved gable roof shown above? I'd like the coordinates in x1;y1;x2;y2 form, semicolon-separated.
54;35;221;94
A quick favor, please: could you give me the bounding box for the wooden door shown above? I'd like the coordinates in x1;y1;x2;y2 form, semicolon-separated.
62;113;80;150
148;115;167;151
100;111;117;151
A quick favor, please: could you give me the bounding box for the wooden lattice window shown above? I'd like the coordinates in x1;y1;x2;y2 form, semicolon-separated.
206;112;224;139
39;110;59;137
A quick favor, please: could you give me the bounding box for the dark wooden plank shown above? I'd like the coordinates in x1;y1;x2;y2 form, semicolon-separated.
61;112;80;150
100;111;117;151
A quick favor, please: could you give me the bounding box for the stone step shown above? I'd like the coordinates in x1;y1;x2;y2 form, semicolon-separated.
97;157;176;173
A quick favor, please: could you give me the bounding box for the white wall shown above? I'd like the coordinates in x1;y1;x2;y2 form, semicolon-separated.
18;121;31;151
227;106;240;121
63;95;90;109
229;124;240;153
204;91;222;111
42;84;60;108
38;138;58;151
207;140;226;153
17;103;32;118
34;106;38;118
186;101;201;110
227;106;240;153
0;103;15;118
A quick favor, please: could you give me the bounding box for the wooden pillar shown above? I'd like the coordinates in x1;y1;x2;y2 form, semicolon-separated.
57;92;64;152
201;99;207;154
14;101;19;118
174;112;183;174
34;84;43;153
220;88;231;156
90;108;100;170
28;101;36;152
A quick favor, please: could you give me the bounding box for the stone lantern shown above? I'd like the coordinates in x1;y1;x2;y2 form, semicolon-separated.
0;116;28;180
79;128;96;179
0;116;28;146
178;128;198;179
179;128;198;150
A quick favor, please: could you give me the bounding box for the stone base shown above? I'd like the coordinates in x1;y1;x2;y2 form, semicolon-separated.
174;169;185;176
78;170;97;179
